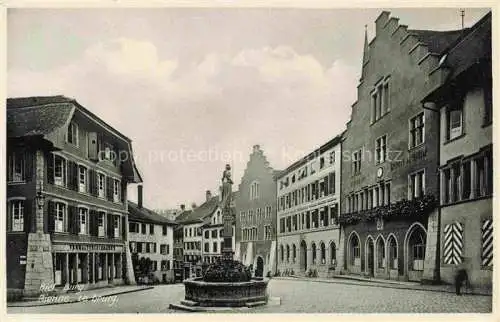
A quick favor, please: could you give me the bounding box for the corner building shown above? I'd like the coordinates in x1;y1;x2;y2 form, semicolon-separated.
340;12;466;282
276;135;343;277
6;96;142;296
422;12;492;289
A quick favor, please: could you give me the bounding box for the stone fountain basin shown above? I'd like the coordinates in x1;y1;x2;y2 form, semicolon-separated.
184;277;269;307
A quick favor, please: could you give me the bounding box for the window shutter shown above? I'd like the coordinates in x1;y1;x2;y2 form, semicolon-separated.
23;199;31;233
88;132;98;161
47;153;54;184
25;151;34;182
107;214;113;238
106;177;113;201
88;169;96;196
122;216;126;239
6;201;12;232
324;177;329;195
68;205;75;234
47;201;55;233
121;180;126;203
89;210;96;236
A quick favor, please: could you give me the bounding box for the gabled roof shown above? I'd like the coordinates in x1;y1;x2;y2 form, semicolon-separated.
178;196;221;224
128;201;177;225
7;102;74;138
408;29;467;55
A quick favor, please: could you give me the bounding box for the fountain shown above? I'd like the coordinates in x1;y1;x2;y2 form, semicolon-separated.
170;165;271;311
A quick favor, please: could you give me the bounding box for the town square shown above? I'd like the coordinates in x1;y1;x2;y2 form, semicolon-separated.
5;6;493;314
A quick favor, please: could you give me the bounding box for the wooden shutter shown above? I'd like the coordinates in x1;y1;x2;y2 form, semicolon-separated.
6;201;12;232
24;199;33;233
47;153;54;184
88;169;96;196
122;216;126;239
107;213;113;238
88;132;98;161
89;210;96;236
121;180;127;203
106;177;113;201
69;161;78;190
24;150;34;182
47;201;55;233
68;205;75;234
324;177;329;195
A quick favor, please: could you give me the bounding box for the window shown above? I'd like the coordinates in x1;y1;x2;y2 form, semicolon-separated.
146;243;151;253
55;203;66;233
78;165;87;193
54;155;66;186
213;242;217;253
8;152;25;182
329;151;335;165
113;215;120;238
371;78;390;123
150;224;154;235
204;230;209;239
162;225;168;236
113;179;120;202
212;230;217;238
10;200;24;231
376;135;387;164
98;212;106;236
103;142;114;161
204;243;209;252
320;157;325;169
352;150;361;174
67;122;78;146
447;108;463;140
250;181;260;200
409;170;425;200
160;244;167;255
312;243;317;264
78;208;88;235
265;206;271;219
141;223;146;234
130;242;137;253
97;173;105;198
410;113;425;148
350;235;361;266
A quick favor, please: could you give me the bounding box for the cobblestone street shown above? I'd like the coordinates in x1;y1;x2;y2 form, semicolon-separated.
8;279;492;314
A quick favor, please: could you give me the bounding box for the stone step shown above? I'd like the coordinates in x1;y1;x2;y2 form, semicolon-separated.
169;303;197;312
246;301;267;308
180;300;199;307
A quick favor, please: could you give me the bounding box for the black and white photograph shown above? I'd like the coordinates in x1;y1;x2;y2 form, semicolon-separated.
3;1;495;316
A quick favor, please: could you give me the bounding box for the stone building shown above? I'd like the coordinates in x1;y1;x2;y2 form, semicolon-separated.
6;95;142;296
235;145;279;277
276;134;343;277
421;12;492;289
340;12;468;282
128;185;177;284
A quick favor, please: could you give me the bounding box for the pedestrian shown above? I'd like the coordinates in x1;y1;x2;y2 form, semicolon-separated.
455;268;468;295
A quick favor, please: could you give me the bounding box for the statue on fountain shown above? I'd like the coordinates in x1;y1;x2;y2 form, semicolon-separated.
202;164;252;282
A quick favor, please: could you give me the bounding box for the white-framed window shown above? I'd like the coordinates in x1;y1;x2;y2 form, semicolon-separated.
54;155;66;187
98;173;106;198
250;181;260;200
8;152;25;182
113;215;120;238
67;122;78;146
54;202;66;232
78;165;87;193
329;151;336;165
447;108;463;140
409;112;425;148
78;207;88;235
10;199;24;231
98;211;106;237
409;170;425;200
375;135;387;164
113;179;120;202
352;150;361;174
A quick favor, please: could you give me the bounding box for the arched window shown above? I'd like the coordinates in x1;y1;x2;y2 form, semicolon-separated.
329;242;336;265
292;244;297;263
280;245;284;262
376;237;386;269
312;243;317;264
320;242;326;264
388;235;398;269
286;245;290;262
350;233;360;266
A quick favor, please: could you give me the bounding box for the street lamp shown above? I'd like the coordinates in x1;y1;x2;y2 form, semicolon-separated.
36;186;45;209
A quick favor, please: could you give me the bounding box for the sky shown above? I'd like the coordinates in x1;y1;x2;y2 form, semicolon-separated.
7;7;490;210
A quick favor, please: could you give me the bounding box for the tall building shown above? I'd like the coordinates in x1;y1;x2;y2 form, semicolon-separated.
6;96;142;296
421;12;492;289
235;145;279;277
128;185;177;284
276;135;343;277
339;12;467;282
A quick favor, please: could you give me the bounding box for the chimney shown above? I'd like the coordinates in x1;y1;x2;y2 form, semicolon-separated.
206;190;212;202
137;185;143;208
253;144;261;153
180;204;185;211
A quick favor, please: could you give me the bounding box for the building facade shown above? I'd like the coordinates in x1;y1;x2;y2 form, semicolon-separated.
128;186;177;283
235;145;278;277
6;96;142;296
339;12;468;282
276;135;343;277
421;12;492;289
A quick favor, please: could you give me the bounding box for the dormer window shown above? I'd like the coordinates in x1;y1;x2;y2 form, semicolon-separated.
67;122;78;146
